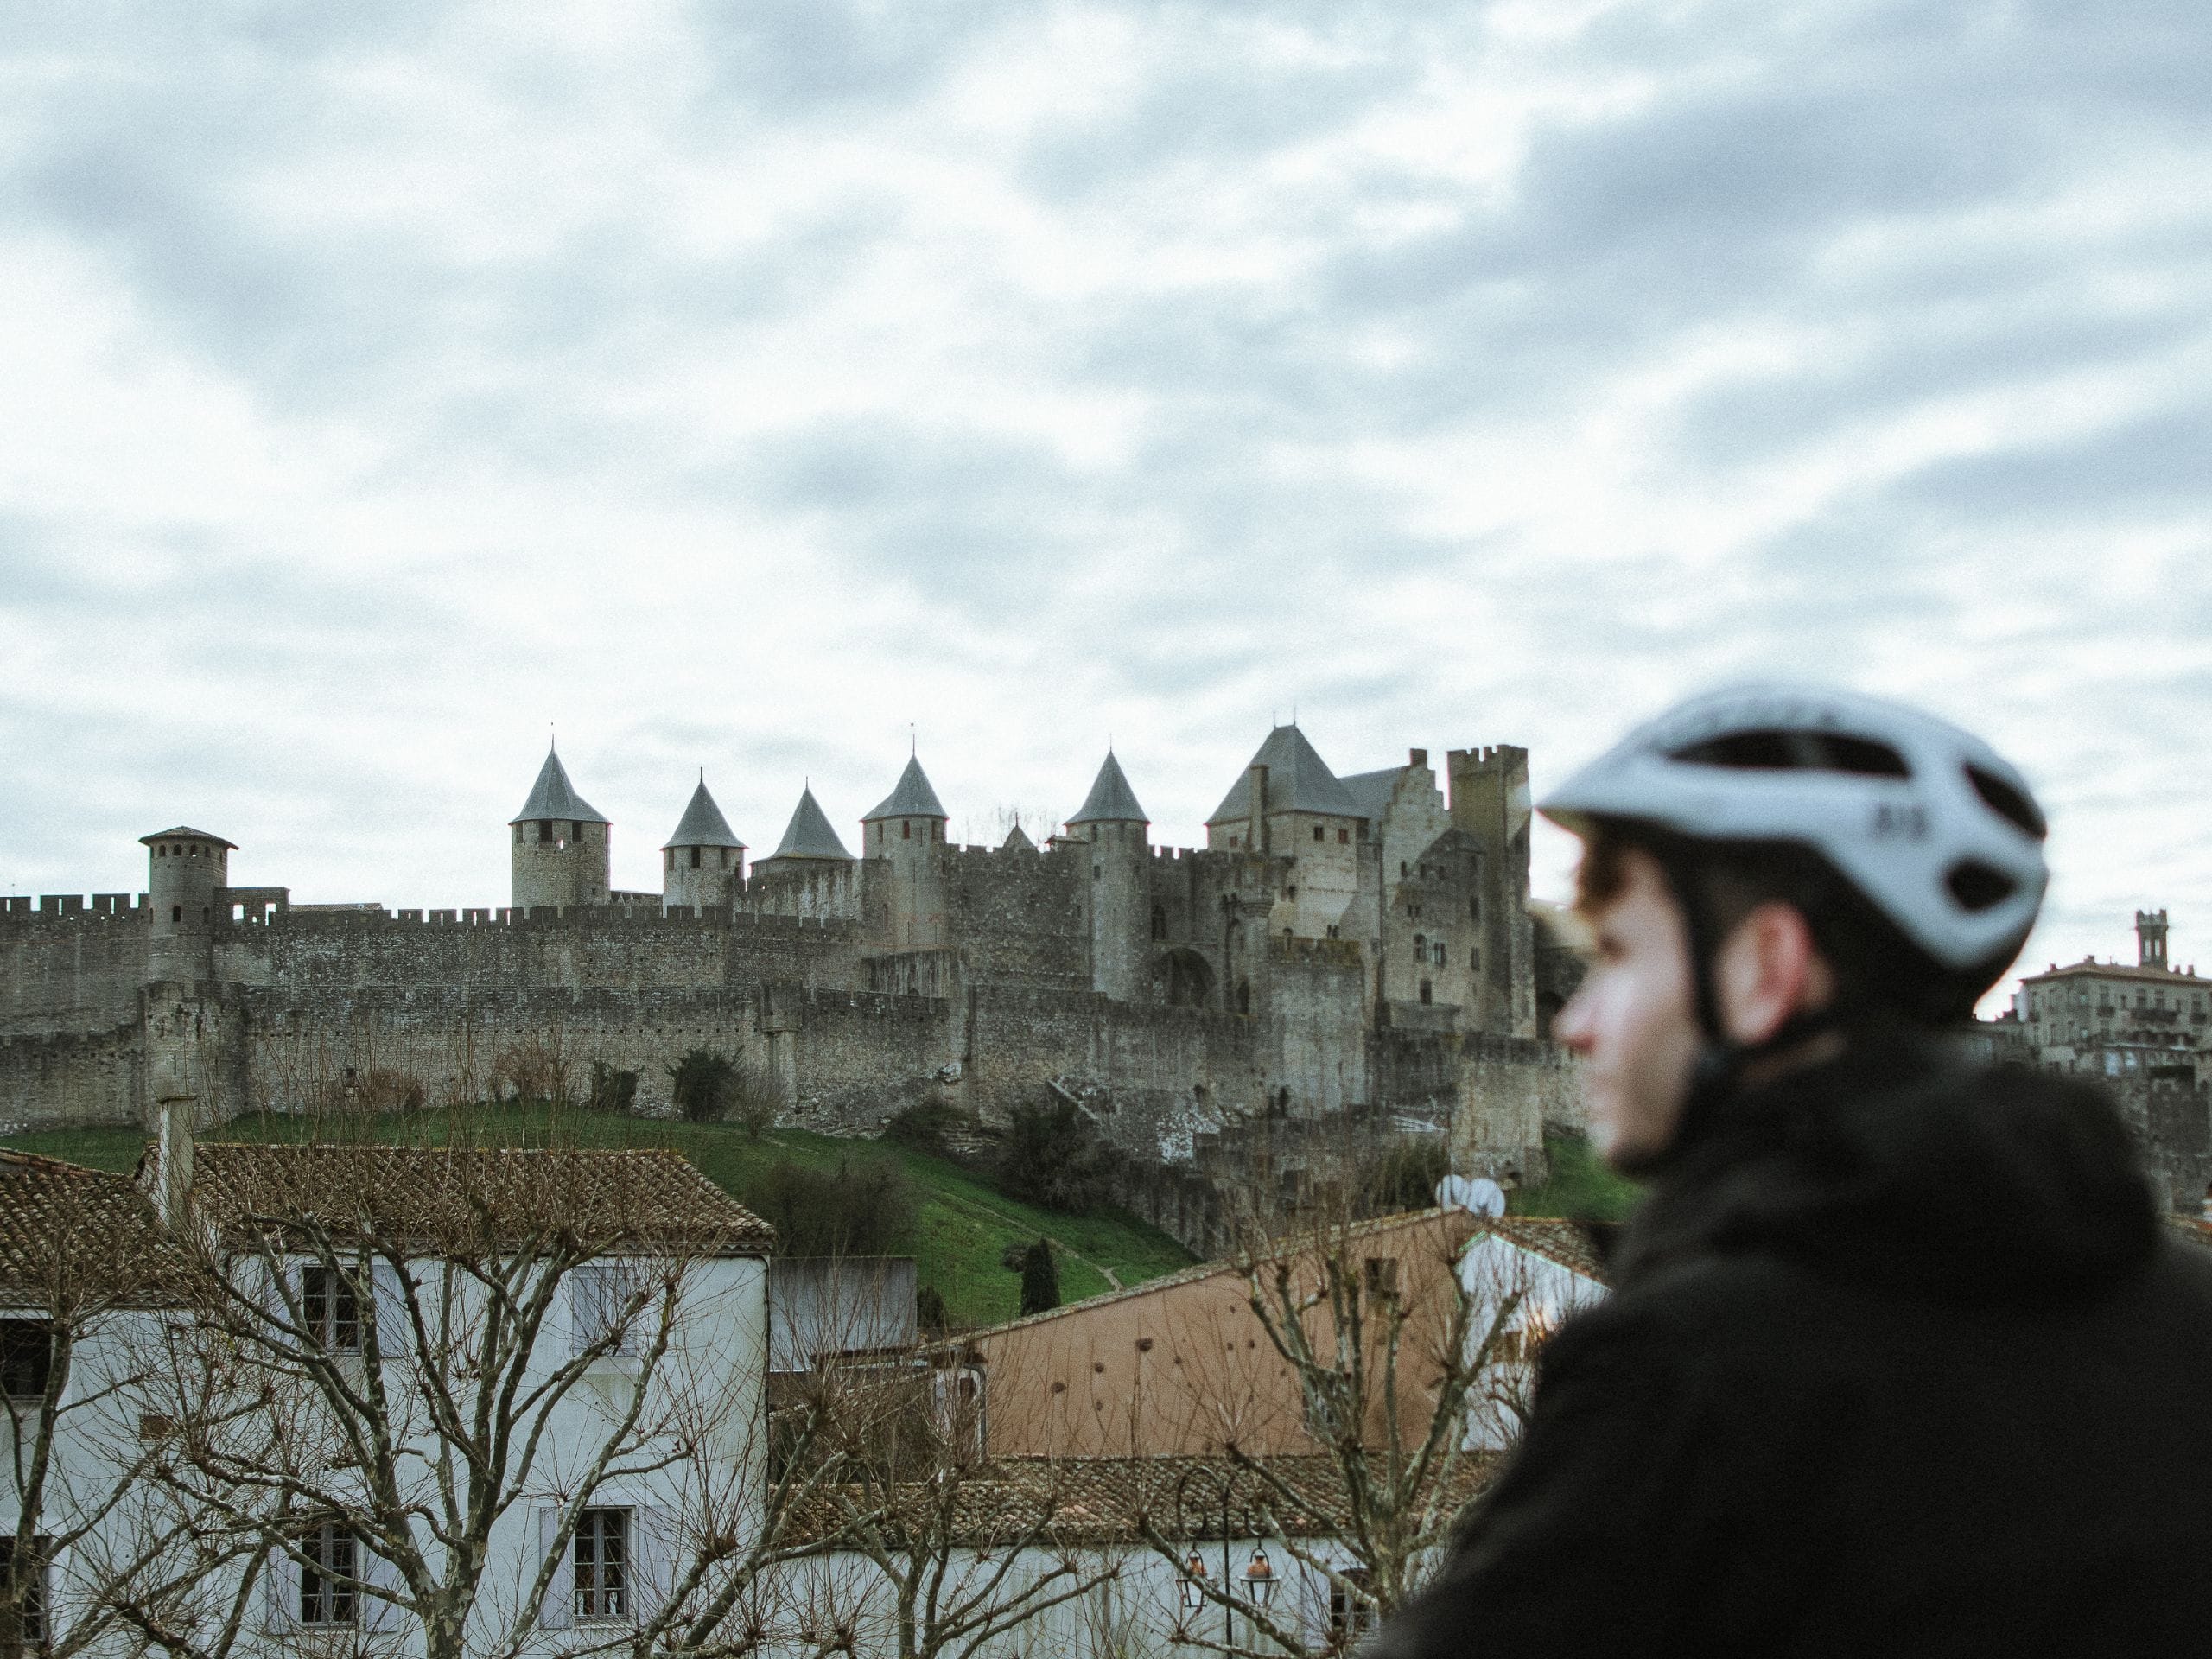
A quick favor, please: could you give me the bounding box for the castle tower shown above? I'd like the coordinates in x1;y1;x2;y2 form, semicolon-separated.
1068;752;1151;1001
141;825;233;982
662;775;745;912
1446;744;1535;1037
2138;908;2171;971
861;754;950;953
510;745;612;912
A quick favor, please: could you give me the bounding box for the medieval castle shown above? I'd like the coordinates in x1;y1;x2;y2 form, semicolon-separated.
0;726;1587;1246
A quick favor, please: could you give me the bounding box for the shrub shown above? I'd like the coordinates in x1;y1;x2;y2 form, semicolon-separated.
743;1156;917;1257
668;1047;740;1123
993;1099;1117;1215
880;1098;962;1157
585;1061;639;1115
916;1284;949;1335
1366;1139;1451;1216
1016;1238;1059;1316
352;1069;427;1116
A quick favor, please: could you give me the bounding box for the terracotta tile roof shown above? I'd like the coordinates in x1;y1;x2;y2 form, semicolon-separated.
1482;1217;1611;1285
156;1143;772;1255
0;1150;181;1305
955;1209;1477;1342
785;1452;1497;1548
2164;1215;2212;1249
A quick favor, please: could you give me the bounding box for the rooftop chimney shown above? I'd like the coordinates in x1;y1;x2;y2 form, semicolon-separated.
155;1093;195;1230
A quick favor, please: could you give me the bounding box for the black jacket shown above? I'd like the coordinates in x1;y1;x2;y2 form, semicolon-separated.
1374;1039;2212;1657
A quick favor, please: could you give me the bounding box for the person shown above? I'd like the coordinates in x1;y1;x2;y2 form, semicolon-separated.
1372;683;2212;1657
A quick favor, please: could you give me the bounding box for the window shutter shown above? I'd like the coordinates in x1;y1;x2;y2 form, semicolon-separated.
371;1260;408;1364
537;1508;573;1630
630;1505;675;1624
263;1544;301;1633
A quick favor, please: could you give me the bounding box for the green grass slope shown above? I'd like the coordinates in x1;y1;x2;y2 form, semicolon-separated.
0;1110;1196;1330
1510;1129;1643;1223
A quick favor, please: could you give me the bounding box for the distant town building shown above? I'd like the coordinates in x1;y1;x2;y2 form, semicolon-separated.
2007;910;2209;1080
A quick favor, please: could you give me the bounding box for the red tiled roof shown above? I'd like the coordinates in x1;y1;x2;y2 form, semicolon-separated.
1482;1217;1610;1285
152;1142;772;1255
0;1150;181;1304
785;1452;1498;1548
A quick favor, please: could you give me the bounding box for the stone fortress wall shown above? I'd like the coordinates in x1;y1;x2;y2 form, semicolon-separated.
0;729;1588;1250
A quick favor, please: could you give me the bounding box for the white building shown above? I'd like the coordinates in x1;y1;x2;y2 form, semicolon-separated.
1459;1217;1611;1452
3;1121;774;1657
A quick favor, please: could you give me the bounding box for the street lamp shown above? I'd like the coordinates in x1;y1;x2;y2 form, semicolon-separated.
1243;1547;1277;1610
1179;1552;1210;1615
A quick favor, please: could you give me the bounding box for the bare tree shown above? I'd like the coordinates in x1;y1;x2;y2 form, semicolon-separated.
0;1149;264;1659
775;1337;1123;1659
134;1134;855;1659
1123;1199;1523;1656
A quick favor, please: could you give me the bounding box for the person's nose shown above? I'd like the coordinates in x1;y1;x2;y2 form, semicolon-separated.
1554;983;1597;1053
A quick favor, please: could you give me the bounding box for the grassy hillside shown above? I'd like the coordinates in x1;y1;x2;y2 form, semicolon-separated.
0;1110;1196;1330
1511;1129;1643;1223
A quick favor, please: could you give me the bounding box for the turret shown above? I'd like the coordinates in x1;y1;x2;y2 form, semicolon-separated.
142;826;233;982
509;745;612;912
861;754;950;953
662;775;745;912
2138;908;2171;972
1446;744;1535;1037
1068;752;1151;1001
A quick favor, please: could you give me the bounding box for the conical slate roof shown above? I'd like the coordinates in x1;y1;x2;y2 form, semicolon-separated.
1206;724;1360;825
512;747;608;824
1068;752;1148;825
663;779;744;850
763;787;854;862
1001;821;1035;852
863;755;948;822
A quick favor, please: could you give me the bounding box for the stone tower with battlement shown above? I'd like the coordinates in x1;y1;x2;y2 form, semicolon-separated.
142;825;232;983
1446;744;1536;1038
861;754;950;953
2139;908;2171;971
1069;751;1151;1001
510;746;612;912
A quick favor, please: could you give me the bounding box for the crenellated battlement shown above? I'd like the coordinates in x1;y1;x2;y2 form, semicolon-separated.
0;893;145;926
246;903;858;937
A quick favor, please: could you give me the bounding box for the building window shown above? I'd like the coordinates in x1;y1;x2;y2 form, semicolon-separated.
1151;906;1166;941
1338;827;1349;843
1469;948;1480;971
1329;1568;1376;1644
1433;942;1446;967
302;1265;362;1354
903;821;912;841
690;847;701;869
1399;861;1408;878
572;1265;637;1357
574;1509;629;1623
1363;1257;1400;1301
172;905;182;924
0;1537;48;1645
1419;979;1433;1006
1313;824;1325;842
300;1522;359;1626
1413;933;1426;957
1;1319;54;1401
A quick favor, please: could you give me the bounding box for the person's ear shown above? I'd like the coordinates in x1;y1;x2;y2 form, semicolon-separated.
1714;902;1833;1045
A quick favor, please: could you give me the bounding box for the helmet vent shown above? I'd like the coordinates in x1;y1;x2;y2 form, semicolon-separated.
1945;859;2018;913
1964;764;2046;841
1669;729;1910;779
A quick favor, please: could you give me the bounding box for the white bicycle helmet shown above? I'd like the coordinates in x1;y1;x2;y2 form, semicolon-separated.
1539;683;2047;988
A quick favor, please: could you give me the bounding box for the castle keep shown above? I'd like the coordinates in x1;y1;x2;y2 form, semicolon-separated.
1;728;1574;1239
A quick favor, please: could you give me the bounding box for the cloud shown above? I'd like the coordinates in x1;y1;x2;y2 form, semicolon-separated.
0;0;2205;1003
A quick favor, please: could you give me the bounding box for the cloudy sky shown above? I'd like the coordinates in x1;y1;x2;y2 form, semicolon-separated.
3;1;2208;1007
